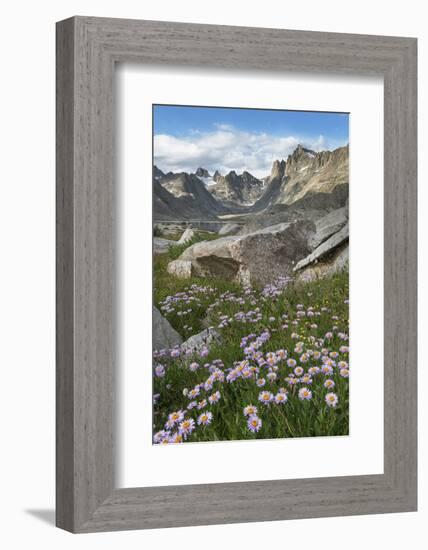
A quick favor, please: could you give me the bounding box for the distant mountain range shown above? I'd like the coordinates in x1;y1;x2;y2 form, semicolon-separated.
210;170;265;207
153;172;226;221
153;144;349;221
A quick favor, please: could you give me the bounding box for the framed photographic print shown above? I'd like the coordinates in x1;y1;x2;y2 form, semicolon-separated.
56;16;417;532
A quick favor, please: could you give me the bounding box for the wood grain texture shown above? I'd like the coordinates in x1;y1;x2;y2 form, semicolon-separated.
56;16;417;533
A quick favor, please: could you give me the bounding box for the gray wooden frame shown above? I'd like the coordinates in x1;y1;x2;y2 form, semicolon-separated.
56;16;417;533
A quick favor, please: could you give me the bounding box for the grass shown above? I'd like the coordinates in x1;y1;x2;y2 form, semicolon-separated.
153;235;349;444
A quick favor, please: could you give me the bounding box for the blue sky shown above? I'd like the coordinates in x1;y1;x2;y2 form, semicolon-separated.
153;104;349;178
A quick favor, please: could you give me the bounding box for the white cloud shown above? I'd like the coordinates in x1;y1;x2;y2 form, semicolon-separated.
154;127;344;179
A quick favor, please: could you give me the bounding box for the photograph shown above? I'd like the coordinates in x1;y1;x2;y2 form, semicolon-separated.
152;105;350;444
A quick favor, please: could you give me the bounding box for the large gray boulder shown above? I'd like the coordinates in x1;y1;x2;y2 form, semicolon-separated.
153;306;183;350
177;227;195;244
153;237;175;255
294;220;349;281
170;220;315;286
294;223;349;272
218;222;241;236
181;328;220;354
296;243;349;282
167;259;193;278
309;206;348;249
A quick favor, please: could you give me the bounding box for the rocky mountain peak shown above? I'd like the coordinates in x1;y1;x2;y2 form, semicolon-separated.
285;145;317;176
270;159;286;181
207;169;264;207
241;170;264;187
153;165;165;179
195;167;211;178
290;144;316;161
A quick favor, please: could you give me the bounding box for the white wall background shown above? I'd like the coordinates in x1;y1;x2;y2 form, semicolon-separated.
0;0;424;548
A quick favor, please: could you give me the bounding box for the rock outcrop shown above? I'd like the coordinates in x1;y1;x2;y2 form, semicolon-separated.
295;243;349;282
308;206;348;249
153;237;175;255
167;259;193;278
294;223;349;272
169;220;315;286
241;185;349;235
293;219;349;281
166;204;349;285
177;227;195;244
153;306;183;350
181;328;220;354
218;222;241;236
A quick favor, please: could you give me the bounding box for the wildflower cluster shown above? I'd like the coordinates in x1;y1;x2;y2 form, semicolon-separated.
153;267;349;444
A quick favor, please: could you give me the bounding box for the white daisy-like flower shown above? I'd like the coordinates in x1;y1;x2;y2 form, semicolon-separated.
285;376;298;387
178;418;196;437
275;392;288;404
188;387;200;399
308;366;320;375
321;365;334;375
208;390;221;404
325;392;339;408
258;390;273;404
324;379;335;389
247;415;262;433
276;349;287;360
197;411;213;426
204;380;213;391
243;404;258;417
167;410;185;425
298;387;313;400
301;374;313;385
